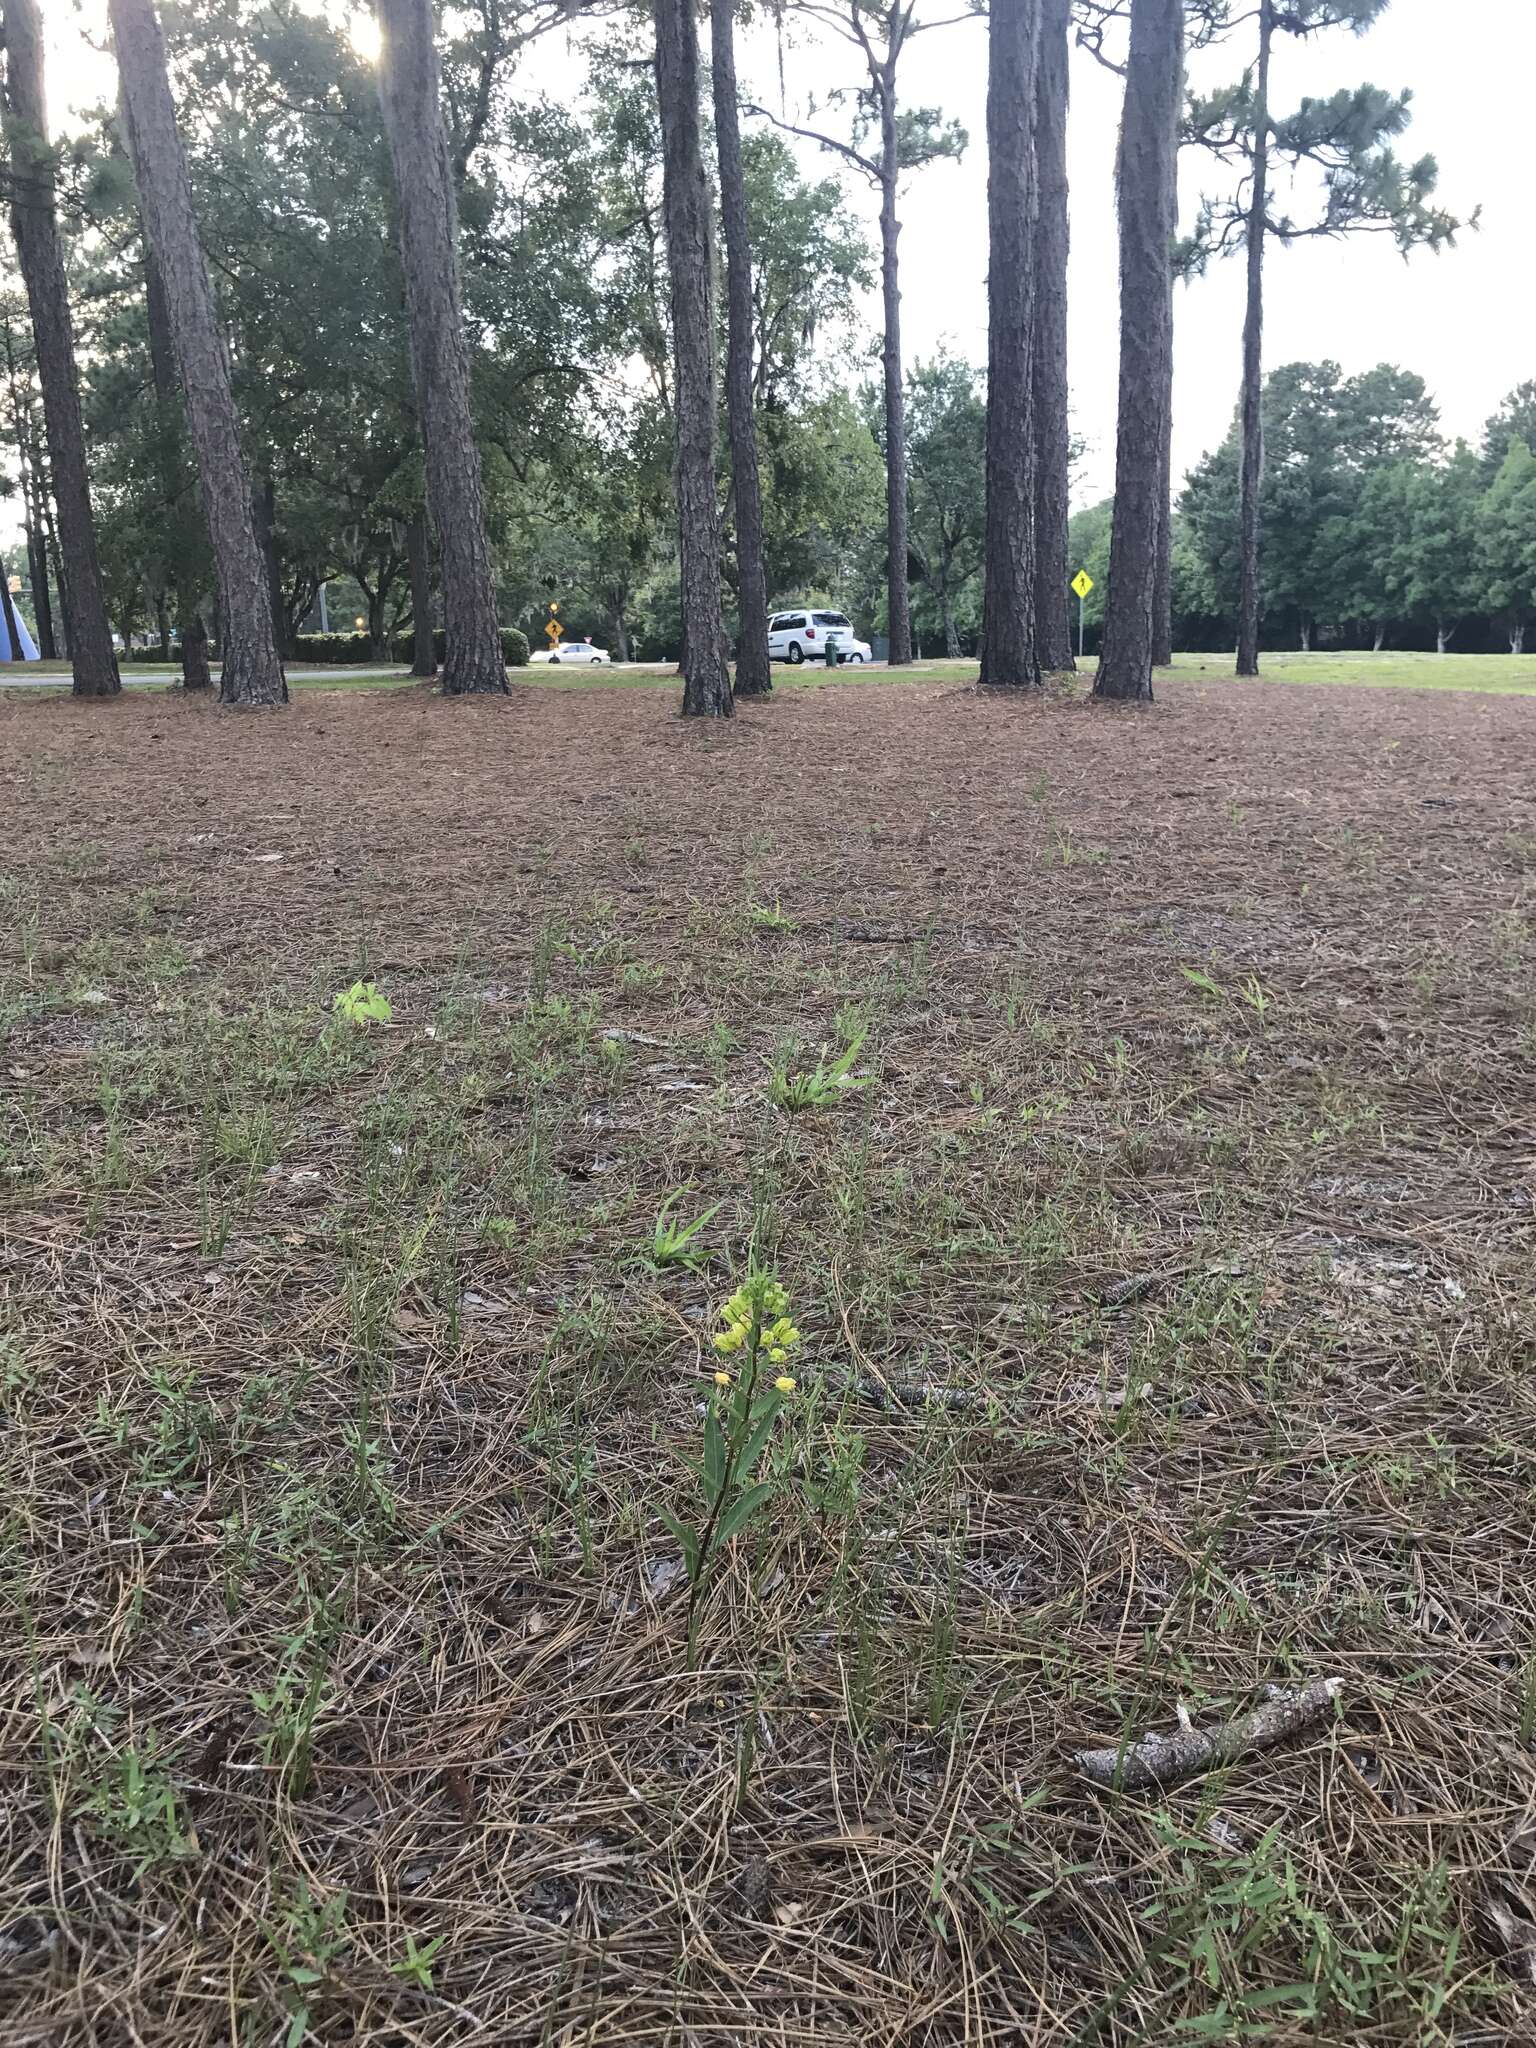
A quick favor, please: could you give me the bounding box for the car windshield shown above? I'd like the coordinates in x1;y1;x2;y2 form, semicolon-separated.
812;613;850;627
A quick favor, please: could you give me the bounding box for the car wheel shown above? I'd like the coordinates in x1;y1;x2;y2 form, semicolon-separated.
847;653;864;664
590;656;603;664
787;643;804;665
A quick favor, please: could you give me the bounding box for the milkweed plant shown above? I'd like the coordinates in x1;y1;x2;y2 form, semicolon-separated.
661;1267;803;1660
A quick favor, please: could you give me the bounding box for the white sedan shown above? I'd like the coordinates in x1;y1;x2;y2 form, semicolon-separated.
531;640;611;665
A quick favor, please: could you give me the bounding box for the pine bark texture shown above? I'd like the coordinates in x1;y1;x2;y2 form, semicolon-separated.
109;0;285;705
1152;353;1174;667
181;608;210;690
878;81;913;667
654;0;731;717
376;0;506;696
253;474;288;659
1236;0;1272;677
26;516;55;656
710;0;770;698
1094;0;1181;702
143;238;208;687
3;0;121;694
979;0;1040;689
407;510;437;675
1030;0;1074;673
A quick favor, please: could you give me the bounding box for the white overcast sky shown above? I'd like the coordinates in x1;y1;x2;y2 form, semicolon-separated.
34;0;1535;515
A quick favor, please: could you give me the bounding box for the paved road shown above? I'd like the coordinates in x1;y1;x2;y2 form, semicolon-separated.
0;665;407;688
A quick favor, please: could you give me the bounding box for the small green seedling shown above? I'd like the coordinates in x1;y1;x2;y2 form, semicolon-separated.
640;1193;721;1273
769;1028;874;1111
389;1932;447;1991
332;981;392;1029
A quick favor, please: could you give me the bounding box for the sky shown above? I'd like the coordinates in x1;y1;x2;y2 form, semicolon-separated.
734;0;1533;503
29;0;1536;521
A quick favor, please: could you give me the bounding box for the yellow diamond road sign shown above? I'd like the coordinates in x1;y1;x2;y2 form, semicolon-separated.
1071;569;1094;600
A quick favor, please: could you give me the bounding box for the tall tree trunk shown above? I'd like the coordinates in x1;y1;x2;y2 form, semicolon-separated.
406;510;437;675
1235;0;1272;678
1030;0;1074;673
1094;0;1181;702
1435;620;1452;655
376;0;506;696
366;584;388;661
1372;621;1385;652
251;473;289;660
1150;56;1178;675
44;512;67;654
1511;619;1525;656
143;237;206;686
26;516;55;657
607;602;630;664
154;583;170;660
711;0;770;698
3;0;121;694
1298;616;1311;652
940;585;961;659
654;0;731;718
108;0;285;706
979;0;1041;688
879;84;914;667
1151;372;1173;665
181;607;210;690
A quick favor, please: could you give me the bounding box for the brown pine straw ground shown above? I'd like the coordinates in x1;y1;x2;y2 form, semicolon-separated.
2;673;1535;2046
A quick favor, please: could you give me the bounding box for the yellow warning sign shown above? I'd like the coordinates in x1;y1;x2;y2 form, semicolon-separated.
1071;569;1094;600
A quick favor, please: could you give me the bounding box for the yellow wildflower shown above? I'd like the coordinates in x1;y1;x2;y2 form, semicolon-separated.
769;1347;787;1364
774;1375;797;1395
714;1370;732;1386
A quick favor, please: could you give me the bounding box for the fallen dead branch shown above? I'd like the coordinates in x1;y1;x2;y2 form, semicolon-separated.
1075;1677;1345;1791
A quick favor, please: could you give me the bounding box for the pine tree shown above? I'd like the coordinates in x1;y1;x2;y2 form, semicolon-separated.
1031;0;1074;673
655;0;731;716
743;3;966;667
1094;0;1182;701
375;0;507;696
978;0;1040;688
1187;0;1468;674
2;0;121;695
710;0;770;697
108;0;286;706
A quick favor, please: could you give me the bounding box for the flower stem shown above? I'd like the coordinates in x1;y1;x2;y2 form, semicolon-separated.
685;1304;763;1665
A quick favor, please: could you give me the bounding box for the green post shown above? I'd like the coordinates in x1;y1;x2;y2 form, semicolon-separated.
824;634;840;669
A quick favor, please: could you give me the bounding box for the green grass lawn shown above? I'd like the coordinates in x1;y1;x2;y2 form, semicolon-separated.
9;648;1534;696
882;651;1536;694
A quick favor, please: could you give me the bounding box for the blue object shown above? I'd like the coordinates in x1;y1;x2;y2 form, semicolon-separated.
0;587;39;661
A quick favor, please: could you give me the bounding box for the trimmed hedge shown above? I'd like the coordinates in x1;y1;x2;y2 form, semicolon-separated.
286;627;532;668
290;632;376;664
391;626;530;668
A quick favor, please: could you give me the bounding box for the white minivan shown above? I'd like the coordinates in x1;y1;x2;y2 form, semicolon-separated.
766;609;871;664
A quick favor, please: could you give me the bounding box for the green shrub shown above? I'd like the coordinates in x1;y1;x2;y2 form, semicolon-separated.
390;627;530;668
290;632;375;665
